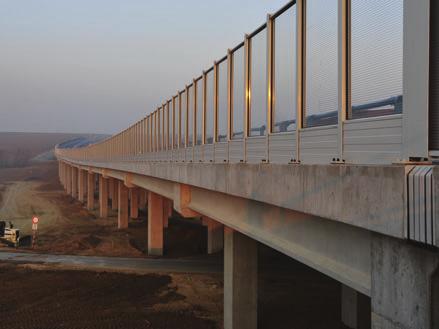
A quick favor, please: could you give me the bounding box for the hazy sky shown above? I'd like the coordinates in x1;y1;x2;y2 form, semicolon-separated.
0;0;286;134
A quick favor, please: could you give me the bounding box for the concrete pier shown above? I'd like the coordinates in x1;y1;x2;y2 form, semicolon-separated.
202;217;224;254
112;179;118;210
148;191;164;256
341;285;370;329
163;198;172;228
130;187;139;219
71;167;78;199
139;189;147;211
78;169;85;203
99;175;108;218
66;165;72;195
118;182;129;229
108;177;114;205
87;172;95;211
371;235;439;329
224;228;258;329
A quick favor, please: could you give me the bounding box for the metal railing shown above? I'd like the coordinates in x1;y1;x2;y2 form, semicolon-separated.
56;0;404;165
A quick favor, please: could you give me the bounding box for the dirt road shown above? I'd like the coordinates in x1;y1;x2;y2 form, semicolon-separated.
0;181;62;235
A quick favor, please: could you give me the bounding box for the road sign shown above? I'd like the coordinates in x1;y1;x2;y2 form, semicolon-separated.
32;217;39;224
32;223;38;231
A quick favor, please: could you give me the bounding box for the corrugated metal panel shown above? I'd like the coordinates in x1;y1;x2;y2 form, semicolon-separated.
203;144;214;163
229;140;245;163
430;0;439;150
194;145;203;162
214;143;228;163
344;115;402;164
164;150;171;162
300;125;338;164
170;150;177;162
185;147;194;163
407;166;436;246
246;136;267;163
178;148;186;162
268;132;296;163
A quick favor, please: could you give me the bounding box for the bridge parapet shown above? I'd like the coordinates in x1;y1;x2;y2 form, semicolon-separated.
55;0;438;167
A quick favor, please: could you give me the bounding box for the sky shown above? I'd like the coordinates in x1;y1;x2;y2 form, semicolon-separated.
0;0;287;134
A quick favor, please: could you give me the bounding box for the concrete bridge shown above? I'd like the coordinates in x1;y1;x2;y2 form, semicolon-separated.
55;1;439;328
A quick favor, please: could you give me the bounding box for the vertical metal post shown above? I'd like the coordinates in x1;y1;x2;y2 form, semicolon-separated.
178;91;182;149
185;85;189;148
193;79;197;147
202;71;207;144
214;61;219;143
267;14;274;135
296;0;305;162
228;50;233;140
337;0;348;163
244;34;251;139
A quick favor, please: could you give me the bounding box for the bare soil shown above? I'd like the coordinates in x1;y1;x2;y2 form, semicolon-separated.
0;263;222;329
0;162;208;258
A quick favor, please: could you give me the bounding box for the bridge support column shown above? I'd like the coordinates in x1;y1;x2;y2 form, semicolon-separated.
163;198;172;228
87;172;95;211
99;175;108;218
112;179;119;210
78;169;85;203
202;217;224;254
59;162;64;187
371;235;439;329
139;189;147;211
71;167;78;199
224;227;257;329
148;191;164;256
341;285;370;329
118;182;129;229
66;166;72;194
108;178;114;206
130;187;139;219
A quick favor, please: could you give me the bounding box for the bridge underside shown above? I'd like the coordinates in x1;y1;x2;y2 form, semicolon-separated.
57;159;439;329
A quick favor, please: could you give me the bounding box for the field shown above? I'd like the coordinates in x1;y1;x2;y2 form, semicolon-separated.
0;132;350;328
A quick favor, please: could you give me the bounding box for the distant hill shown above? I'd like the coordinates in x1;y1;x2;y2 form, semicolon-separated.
0;132;109;168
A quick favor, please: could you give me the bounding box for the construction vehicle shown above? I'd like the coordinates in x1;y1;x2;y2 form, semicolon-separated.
0;221;20;247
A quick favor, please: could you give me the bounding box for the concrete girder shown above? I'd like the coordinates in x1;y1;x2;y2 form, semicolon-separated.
60;161;407;239
189;186;372;296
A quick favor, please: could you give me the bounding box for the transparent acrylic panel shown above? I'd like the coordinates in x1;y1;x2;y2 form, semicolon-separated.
232;46;245;139
169;101;174;149
187;85;194;147
217;60;228;142
205;70;214;144
180;91;186;147
157;109;161;151
157;112;160;151
164;103;169;150
273;6;296;133
153;115;156;151
196;79;203;145
174;98;180;148
350;0;403;119
305;0;338;127
250;30;267;137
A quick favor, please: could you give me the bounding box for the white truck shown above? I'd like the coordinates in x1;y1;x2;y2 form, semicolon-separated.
0;221;20;247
